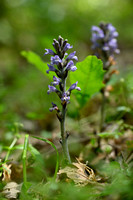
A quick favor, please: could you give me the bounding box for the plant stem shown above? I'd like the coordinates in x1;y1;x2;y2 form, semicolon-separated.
60;106;71;163
100;90;106;132
60;79;71;164
23;134;29;184
5;137;18;162
99;60;109;133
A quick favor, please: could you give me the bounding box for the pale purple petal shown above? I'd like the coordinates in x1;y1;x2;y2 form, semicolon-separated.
69;81;81;92
66;60;74;69
63;43;73;51
46;64;56;74
102;45;110;51
91;26;101;32
70;66;77;72
114;49;120;54
52;76;60;86
107;24;116;32
108;38;117;48
69;82;78;91
112;31;119;37
91;23;119;57
44;49;55;56
65;61;77;72
66;51;78;61
61;92;70;103
49;102;58;112
91;26;104;38
75;86;81;91
64;53;68;56
51;55;62;65
47;85;57;94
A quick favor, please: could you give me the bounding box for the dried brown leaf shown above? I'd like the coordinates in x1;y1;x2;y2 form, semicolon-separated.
2;182;21;199
58;158;96;186
2;163;12;182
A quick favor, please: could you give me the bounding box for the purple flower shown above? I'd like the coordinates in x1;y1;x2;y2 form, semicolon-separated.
49;102;59;112
107;24;116;32
44;49;55;56
108;38;117;48
65;60;77;72
61;92;70;103
63;43;73;51
66;51;78;61
106;24;119;38
68;81;81;92
51;55;62;65
44;36;80;111
51;76;60;86
91;26;104;40
47;85;57;94
91;23;120;58
103;39;120;55
102;45;110;51
64;53;68;56
114;49;120;54
46;64;57;74
91;26;104;50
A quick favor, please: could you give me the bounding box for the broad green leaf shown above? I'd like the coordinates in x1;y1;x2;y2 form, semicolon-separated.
21;50;48;76
70;55;105;106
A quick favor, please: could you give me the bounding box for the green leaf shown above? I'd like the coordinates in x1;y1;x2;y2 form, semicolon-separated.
70;55;105;106
20;182;32;200
117;106;131;113
98;131;122;139
32;136;59;180
21;50;48;76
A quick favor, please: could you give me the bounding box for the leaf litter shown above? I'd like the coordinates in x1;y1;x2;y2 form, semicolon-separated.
58;158;96;186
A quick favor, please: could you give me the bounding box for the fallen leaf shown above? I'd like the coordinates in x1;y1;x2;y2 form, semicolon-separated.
73;158;96;181
2;163;12;182
2;182;21;199
58;158;96;186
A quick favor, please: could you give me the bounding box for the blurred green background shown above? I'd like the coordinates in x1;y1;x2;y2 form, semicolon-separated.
0;0;133;129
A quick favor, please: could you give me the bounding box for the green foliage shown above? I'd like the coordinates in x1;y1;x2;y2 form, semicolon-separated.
70;55;104;106
100;162;133;200
21;52;104;110
20;182;32;200
22;134;29;185
1;0;133;199
21;51;48;76
117;106;131;113
125;68;133;92
98;131;122;139
32;136;59;180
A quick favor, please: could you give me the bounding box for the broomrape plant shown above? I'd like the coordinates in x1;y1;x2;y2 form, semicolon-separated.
91;22;119;70
44;36;81;163
91;23;120;132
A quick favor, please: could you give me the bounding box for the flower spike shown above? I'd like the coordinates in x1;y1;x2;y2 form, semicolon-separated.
44;36;81;163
